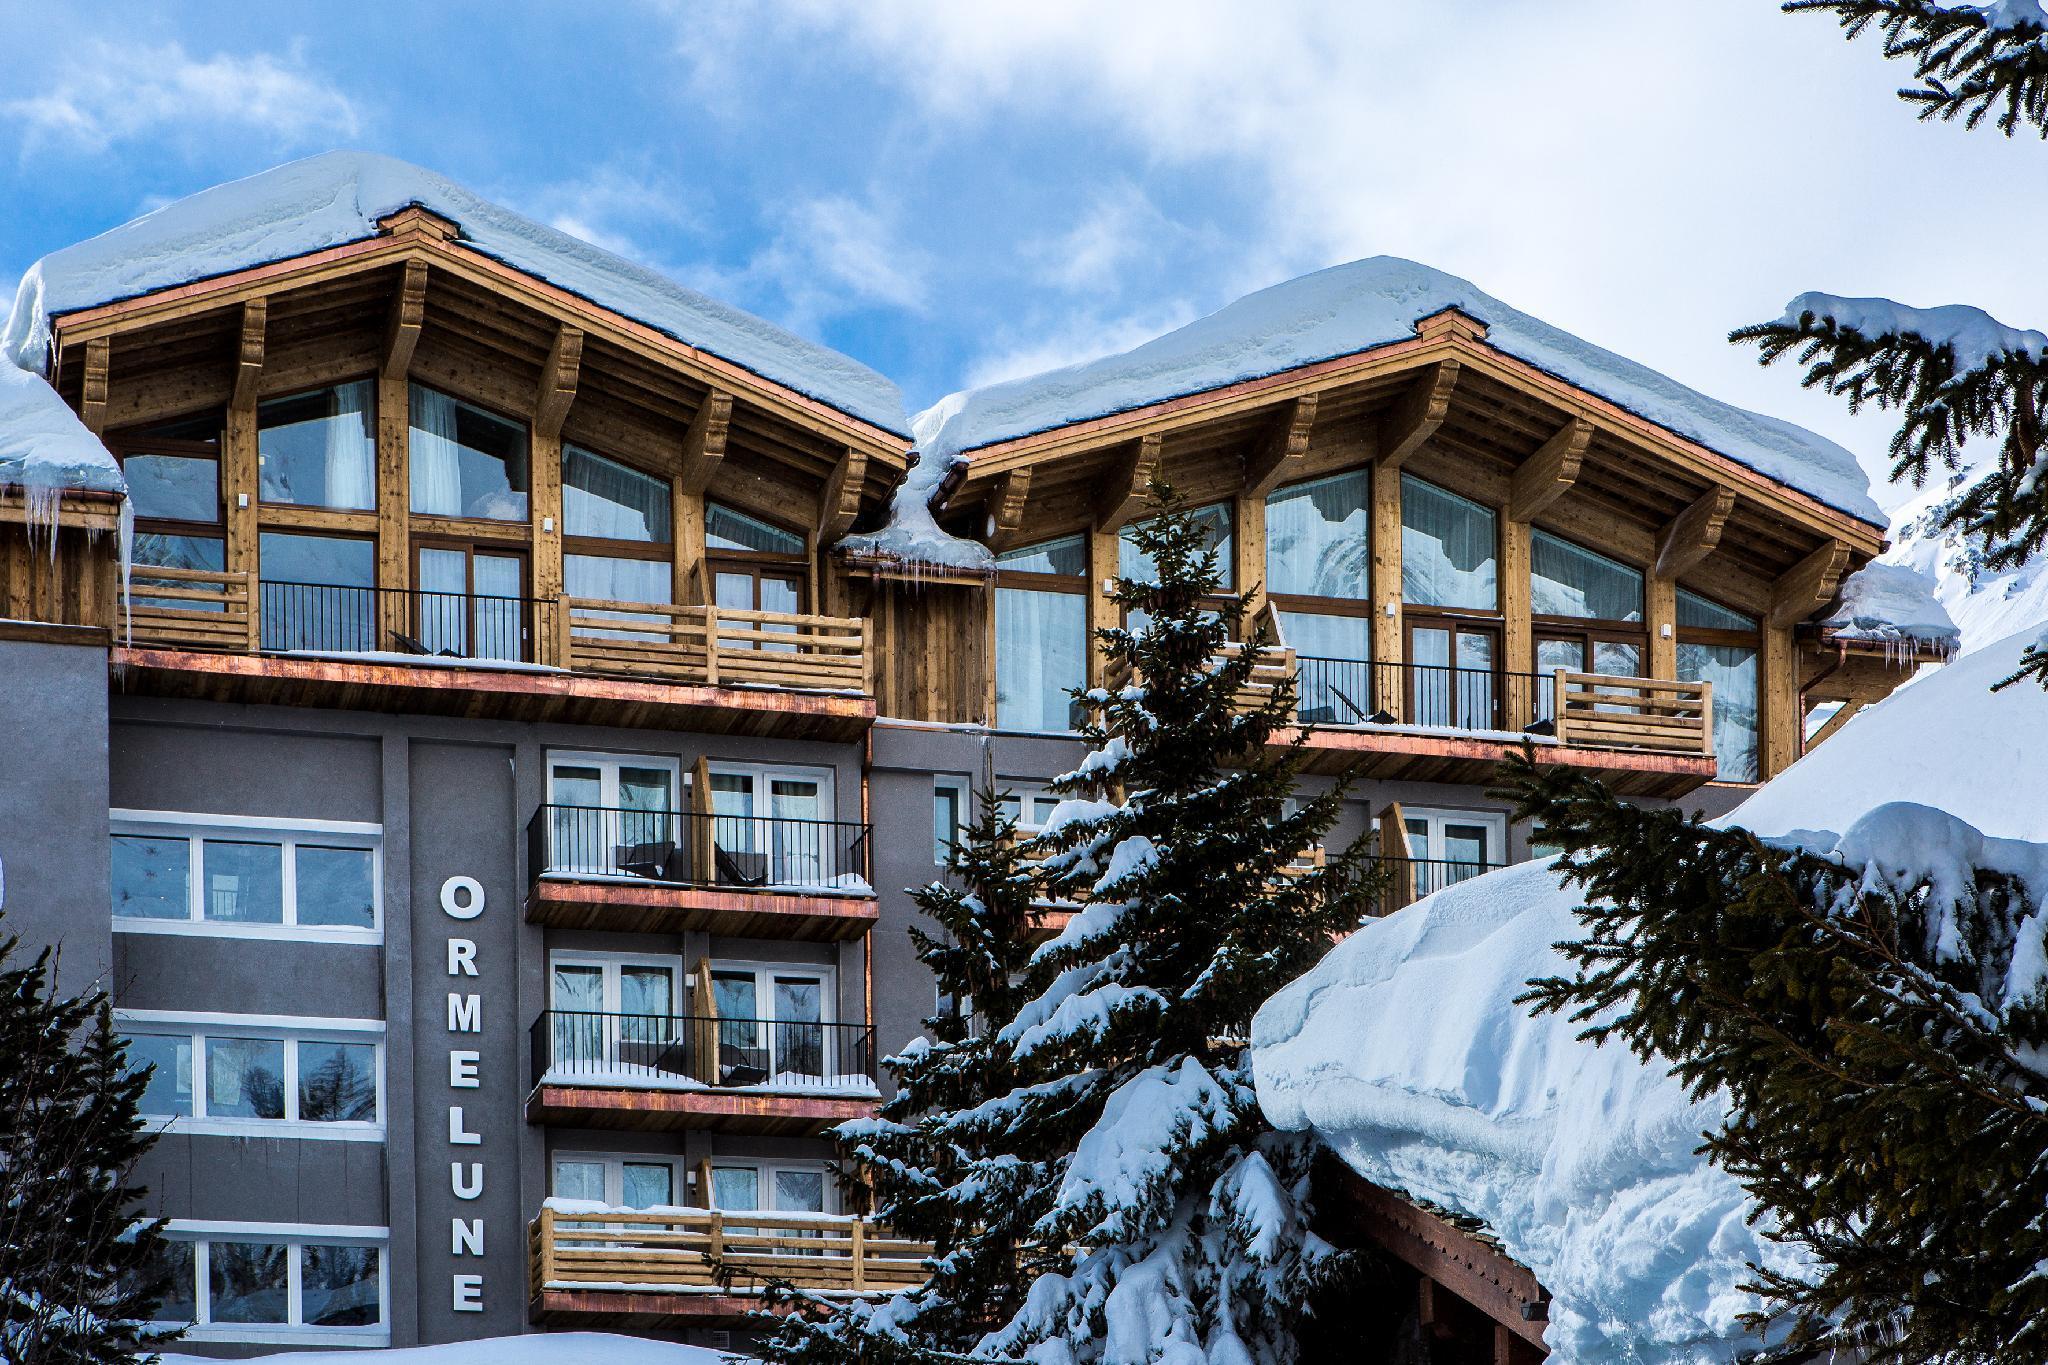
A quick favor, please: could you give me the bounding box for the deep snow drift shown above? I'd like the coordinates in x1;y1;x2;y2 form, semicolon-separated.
1253;628;2048;1363
157;1333;737;1364
1;151;908;438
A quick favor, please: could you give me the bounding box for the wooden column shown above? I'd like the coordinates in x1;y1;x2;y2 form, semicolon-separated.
1370;457;1404;717
1234;493;1267;622
530;434;563;662
1087;526;1120;689
1647;574;1678;682
376;373;411;648
223;394;259;583
676;391;731;607
1759;623;1798;780
1500;517;1531;723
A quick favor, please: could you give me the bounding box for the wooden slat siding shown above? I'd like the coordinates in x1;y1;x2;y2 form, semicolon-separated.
525;879;878;943
563;600;872;695
1551;671;1712;756
527;1085;877;1136
0;516;121;630
872;582;988;724
529;1208;932;1303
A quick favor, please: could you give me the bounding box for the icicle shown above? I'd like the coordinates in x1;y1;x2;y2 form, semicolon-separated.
117;495;133;647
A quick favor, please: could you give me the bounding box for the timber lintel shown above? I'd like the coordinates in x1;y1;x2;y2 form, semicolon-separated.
1244;393;1320;498
1769;538;1851;627
232;298;267;410
679;390;734;496
1508;417;1592;523
1655;486;1736;580
383;259;428;380
535;323;584;441
1378;360;1461;471
1094;432;1163;531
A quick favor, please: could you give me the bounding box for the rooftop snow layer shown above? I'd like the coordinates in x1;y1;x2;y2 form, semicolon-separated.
1;151;909;438
1821;562;1960;647
917;256;1885;527
0;360;123;496
159;1333;738;1365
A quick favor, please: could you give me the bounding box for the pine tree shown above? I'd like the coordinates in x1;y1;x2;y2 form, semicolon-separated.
0;922;179;1363
1500;752;2048;1362
1787;2;2048;134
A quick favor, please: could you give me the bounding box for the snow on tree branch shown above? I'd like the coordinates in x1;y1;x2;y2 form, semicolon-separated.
1790;0;2048;134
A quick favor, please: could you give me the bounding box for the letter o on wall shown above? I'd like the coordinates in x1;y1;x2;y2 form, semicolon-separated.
440;876;485;920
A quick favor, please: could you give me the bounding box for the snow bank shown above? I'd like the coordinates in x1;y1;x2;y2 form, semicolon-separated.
2;151;907;437
0;361;123;498
156;1331;738;1365
1819;562;1959;654
919;257;1883;526
1253;627;2048;1362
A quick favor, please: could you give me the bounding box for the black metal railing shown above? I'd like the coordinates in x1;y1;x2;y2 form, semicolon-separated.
527;804;872;891
1294;657;1558;734
1375;856;1504;900
258;580;556;662
529;1010;876;1090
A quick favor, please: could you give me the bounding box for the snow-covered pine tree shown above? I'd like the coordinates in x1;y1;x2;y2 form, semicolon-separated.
0;915;178;1363
753;790;1058;1364
1786;1;2048;134
1501;752;2048;1363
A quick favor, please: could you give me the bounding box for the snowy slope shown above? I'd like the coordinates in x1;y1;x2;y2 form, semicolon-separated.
0;360;123;496
1;151;908;437
1253;628;2048;1363
917;257;1884;527
157;1333;739;1365
1881;459;2048;655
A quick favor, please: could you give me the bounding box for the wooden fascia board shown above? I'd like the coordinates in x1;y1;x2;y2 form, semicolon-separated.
943;334;1884;555
51;233;909;469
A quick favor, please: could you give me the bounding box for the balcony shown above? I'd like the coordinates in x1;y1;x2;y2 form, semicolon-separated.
528;1204;929;1325
526;1010;878;1134
1284;656;1716;798
1370;855;1505;918
113;569;875;739
524;804;877;942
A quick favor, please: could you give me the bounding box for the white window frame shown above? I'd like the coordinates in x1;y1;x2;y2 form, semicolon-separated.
148;1219;389;1347
550;1150;688;1208
1389;807;1509;867
706;761;837;816
544;750;683;810
111;810;382;945
695;958;838;1027
707;1158;839;1215
116;1010;385;1142
548;950;686;1017
933;774;970;864
996;784;1062;835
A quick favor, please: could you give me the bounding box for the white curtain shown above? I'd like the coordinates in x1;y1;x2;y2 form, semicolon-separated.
996;587;1084;731
1400;475;1496;610
323;381;375;510
409;385;463;516
565;446;668;541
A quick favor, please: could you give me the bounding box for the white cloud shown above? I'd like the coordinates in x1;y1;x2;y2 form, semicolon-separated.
963;302;1199;391
4;39;358;155
738;193;933;331
1028;183;1192;294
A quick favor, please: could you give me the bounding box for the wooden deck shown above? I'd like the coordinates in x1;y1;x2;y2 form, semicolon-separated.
526;878;878;943
527;1083;878;1136
1284;723;1717;797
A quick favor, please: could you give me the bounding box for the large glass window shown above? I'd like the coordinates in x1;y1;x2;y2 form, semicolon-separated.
707;503;806;635
1268;472;1369;598
1677;589;1761;783
125;452;220;523
1401;475;1496;610
149;1232;384;1340
414;544;527;660
1119;502;1234;587
708;504;805;555
260;532;377;652
258;382;375;510
123;1024;380;1133
995;535;1087;733
113;419;226;585
1531;531;1642;622
111;818;380;939
408;384;529;520
566;446;671;541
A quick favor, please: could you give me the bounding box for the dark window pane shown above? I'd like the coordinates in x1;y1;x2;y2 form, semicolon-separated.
206;1038;285;1119
258;381;375;509
123;453;219;523
296;846;375;928
410;384;529;521
122;1033;193;1117
302;1244;380;1326
298;1042;376;1123
207;1240;288;1323
707;503;802;554
113;834;188;920
201;841;282;923
565;446;671;541
260;534;376;652
147;1239;197;1324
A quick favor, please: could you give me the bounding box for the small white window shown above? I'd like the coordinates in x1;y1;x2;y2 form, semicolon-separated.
111;812;380;944
996;785;1062;835
1387;808;1508;900
709;1159;836;1215
147;1222;388;1346
117;1012;383;1140
551;1151;684;1209
933;775;970;863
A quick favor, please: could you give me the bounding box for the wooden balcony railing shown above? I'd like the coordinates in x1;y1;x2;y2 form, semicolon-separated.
530;1204;930;1299
124;566;259;653
562;600;871;694
1552;672;1712;756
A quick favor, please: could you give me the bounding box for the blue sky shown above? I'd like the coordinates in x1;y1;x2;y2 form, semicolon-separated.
3;1;2042;508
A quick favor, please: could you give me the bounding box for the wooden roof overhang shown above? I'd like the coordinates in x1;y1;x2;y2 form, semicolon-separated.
941;310;1884;620
525;877;879;943
525;1083;876;1136
43;208;910;530
0;486;125;533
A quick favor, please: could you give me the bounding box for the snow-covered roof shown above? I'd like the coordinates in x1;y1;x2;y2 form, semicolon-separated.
159;1332;735;1365
918;256;1885;527
0;151;910;439
1820;561;1960;650
0;359;123;497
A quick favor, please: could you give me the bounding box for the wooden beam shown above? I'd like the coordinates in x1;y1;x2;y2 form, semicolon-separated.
383;259;427;380
817;446;868;541
1769;538;1850;627
1370;457;1403;700
80;337;110;434
534;324;584;441
679;390;733;496
1244;393;1319;498
1508;417;1592;523
1377;360;1461;471
987;465;1033;538
232;298;267;410
1655;486;1736;580
1093;432;1162;532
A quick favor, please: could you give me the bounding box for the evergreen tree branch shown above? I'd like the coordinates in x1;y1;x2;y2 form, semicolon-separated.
1788;0;2048;135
